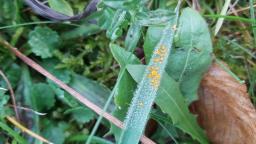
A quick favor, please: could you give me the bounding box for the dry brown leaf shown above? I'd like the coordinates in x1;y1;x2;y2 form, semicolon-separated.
191;61;256;144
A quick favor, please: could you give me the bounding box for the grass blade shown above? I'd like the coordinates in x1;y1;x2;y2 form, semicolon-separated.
127;65;209;144
0;120;27;144
118;13;178;144
109;44;141;140
205;14;256;23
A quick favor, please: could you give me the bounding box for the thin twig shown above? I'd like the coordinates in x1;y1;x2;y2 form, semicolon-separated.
228;3;256;15
6;116;53;144
227;0;240;14
0;39;155;144
0;70;20;121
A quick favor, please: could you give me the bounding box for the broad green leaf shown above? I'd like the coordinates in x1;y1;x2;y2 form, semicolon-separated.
136;9;175;26
127;65;208;144
45;64;75;108
48;81;78;108
43;60;108;123
62;24;101;40
64;107;95;123
69;74;114;112
166;8;213;103
47;71;114;122
102;0;148;10
106;10;129;41
32;83;56;111
110;71;135;139
42;60;113;120
102;0;125;9
97;8;115;29
110;44;140;67
124;23;142;52
42;59;71;83
143;26;164;63
150;109;179;144
109;44;140;140
143;8;213;103
28;26;60;58
42;120;67;144
48;0;74;16
119;21;176;144
0;0;19;24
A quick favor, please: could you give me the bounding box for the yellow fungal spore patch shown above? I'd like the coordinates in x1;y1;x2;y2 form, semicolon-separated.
148;66;159;71
147;45;168;89
153;57;164;63
153;45;167;63
147;67;160;88
154;45;167;57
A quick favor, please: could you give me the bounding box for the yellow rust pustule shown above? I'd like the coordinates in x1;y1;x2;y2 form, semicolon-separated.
153;57;164;63
147;45;168;89
154;45;167;56
147;66;160;88
153;45;167;63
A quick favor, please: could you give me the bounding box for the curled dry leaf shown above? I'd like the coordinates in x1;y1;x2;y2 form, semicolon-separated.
191;61;256;144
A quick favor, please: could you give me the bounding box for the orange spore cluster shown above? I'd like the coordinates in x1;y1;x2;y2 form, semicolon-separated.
147;45;168;89
153;45;167;63
147;66;160;88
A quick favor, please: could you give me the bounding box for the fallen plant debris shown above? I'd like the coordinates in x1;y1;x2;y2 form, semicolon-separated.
192;61;256;144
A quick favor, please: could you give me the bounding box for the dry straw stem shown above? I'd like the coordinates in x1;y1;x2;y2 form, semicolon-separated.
0;39;155;144
6;116;53;144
